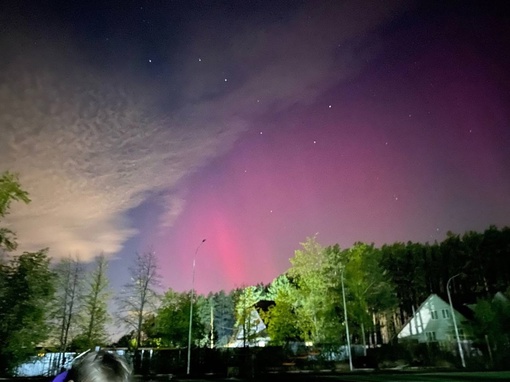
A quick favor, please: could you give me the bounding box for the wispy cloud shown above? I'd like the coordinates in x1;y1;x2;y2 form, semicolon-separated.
0;46;245;258
0;1;410;260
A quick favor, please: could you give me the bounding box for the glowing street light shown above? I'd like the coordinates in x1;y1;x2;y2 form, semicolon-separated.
447;273;466;368
187;239;206;375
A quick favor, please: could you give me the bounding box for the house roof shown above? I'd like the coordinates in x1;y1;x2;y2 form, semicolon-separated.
494;291;509;303
254;299;275;312
434;293;475;321
397;293;469;335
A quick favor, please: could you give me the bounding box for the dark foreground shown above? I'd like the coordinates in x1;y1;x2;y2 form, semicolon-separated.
3;371;510;382
157;370;510;382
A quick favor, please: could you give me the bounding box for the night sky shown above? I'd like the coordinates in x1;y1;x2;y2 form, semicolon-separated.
1;1;509;296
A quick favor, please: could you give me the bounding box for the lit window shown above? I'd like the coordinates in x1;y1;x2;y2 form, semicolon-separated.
431;310;438;319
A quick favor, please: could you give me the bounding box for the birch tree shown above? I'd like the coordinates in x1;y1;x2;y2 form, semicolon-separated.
49;256;85;369
75;254;111;349
234;285;263;347
116;250;161;349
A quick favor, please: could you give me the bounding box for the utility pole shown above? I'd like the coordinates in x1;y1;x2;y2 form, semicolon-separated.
447;273;466;368
341;266;353;371
187;239;206;375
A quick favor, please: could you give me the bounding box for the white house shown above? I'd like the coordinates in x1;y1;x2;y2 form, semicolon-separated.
397;294;469;344
226;300;273;348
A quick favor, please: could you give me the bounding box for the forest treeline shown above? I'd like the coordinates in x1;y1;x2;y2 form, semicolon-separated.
1;171;510;375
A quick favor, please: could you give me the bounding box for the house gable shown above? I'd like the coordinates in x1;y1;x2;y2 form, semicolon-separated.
397;294;468;343
226;300;275;348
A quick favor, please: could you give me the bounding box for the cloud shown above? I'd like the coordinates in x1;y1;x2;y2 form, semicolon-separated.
0;42;245;258
0;1;411;260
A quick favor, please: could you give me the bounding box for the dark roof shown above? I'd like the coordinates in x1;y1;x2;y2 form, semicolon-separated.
254;299;275;312
436;293;475;321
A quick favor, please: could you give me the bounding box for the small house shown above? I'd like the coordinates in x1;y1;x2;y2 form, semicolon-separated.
397;293;470;344
226;300;274;348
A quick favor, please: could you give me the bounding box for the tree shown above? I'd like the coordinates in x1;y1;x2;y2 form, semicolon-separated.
234;286;264;347
210;290;236;347
196;293;216;348
116;250;161;350
288;236;342;344
479;226;510;293
470;293;510;367
0;250;55;376
379;242;427;326
0;172;55;376
0;171;30;252
48;256;85;369
148;289;204;348
76;254;111;350
334;243;397;349
261;274;301;345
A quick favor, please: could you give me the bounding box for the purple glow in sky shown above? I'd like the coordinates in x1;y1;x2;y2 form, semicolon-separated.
1;1;509;295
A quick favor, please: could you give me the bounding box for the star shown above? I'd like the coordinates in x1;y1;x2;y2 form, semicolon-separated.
198;58;202;62
224;78;228;82
328;105;332;108
148;59;152;63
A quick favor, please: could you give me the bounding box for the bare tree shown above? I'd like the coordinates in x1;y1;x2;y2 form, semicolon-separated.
116;250;161;349
77;254;111;348
49;256;85;370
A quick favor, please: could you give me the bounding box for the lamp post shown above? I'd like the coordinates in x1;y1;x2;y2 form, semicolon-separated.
187;239;206;375
447;273;466;368
340;266;353;371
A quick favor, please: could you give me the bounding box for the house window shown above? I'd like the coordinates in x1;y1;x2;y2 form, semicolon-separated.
426;331;437;342
442;309;450;319
430;310;438;319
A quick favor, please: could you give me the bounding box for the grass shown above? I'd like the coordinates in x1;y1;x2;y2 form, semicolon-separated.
271;371;510;381
199;370;510;382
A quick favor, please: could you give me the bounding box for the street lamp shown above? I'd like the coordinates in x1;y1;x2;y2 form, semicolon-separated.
340;266;353;371
447;273;466;368
187;239;206;375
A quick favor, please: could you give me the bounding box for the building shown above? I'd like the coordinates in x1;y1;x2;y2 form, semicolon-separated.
226;300;274;348
397;294;470;344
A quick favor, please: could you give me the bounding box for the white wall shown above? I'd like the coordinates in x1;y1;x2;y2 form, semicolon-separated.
397;294;466;343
